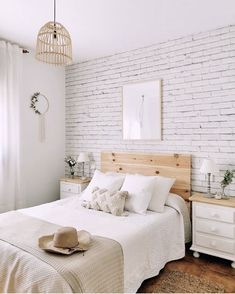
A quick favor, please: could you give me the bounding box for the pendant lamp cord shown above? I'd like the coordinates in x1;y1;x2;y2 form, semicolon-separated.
53;0;57;39
54;0;56;24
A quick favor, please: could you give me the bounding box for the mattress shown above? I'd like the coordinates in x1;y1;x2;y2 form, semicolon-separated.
18;193;191;293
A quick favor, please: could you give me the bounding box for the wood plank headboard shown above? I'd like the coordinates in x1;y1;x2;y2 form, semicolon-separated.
101;151;191;200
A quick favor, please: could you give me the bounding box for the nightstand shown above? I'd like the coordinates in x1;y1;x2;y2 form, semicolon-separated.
60;177;91;199
190;192;235;268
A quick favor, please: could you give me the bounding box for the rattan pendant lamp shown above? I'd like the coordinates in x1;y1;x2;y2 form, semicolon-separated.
36;0;72;65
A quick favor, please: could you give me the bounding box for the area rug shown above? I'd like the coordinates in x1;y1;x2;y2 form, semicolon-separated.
140;270;225;293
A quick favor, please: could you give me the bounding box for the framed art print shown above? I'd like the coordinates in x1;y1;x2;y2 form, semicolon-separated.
122;80;162;140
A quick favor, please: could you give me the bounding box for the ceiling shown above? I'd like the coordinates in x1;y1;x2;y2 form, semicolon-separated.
0;0;235;63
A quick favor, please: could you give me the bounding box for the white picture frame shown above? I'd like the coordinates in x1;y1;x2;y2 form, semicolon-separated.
122;80;162;140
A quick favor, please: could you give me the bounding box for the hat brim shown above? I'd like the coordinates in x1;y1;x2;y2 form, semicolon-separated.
38;230;91;255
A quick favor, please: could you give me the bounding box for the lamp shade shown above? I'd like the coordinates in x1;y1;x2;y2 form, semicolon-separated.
36;22;72;65
200;159;219;174
77;152;90;163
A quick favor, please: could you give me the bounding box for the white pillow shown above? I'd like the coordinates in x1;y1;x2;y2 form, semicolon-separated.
81;170;125;201
148;176;175;213
121;174;155;214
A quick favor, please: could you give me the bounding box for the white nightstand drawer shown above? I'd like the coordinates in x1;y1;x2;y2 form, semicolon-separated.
196;233;235;254
195;204;235;223
196;219;235;239
60;178;90;200
60;182;80;194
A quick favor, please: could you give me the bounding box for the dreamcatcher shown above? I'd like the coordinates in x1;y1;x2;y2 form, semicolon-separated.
30;92;49;142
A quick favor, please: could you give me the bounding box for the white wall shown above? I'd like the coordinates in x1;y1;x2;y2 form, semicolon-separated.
65;25;235;196
20;52;65;208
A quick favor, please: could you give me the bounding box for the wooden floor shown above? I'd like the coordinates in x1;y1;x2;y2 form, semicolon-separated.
138;246;235;293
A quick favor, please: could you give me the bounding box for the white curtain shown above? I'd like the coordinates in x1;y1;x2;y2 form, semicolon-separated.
0;40;22;213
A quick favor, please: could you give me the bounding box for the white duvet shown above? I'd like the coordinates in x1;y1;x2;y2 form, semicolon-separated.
19;193;191;293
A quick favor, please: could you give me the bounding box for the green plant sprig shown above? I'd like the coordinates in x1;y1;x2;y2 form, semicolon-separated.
221;170;235;188
30;92;41;115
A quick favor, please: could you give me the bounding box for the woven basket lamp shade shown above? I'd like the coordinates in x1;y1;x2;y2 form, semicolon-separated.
36;21;72;65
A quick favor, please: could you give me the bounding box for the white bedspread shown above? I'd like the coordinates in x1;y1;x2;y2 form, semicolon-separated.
19;193;190;293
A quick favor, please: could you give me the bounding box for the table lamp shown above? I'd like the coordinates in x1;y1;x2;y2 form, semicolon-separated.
77;152;90;180
200;159;219;198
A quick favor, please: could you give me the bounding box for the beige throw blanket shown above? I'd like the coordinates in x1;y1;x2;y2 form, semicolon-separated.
0;211;124;293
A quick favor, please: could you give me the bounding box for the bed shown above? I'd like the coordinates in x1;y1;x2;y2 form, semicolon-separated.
0;152;191;293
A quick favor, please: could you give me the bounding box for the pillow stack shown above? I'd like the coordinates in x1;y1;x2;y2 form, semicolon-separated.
121;174;175;213
81;169;175;215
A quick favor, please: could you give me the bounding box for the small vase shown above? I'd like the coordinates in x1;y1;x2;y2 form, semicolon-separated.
221;185;229;199
70;166;75;179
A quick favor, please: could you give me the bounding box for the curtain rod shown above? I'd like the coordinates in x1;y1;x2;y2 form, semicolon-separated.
0;39;30;53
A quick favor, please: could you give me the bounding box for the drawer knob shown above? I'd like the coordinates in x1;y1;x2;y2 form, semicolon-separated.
68;188;71;192
211;212;219;218
211;227;217;232
210;240;216;247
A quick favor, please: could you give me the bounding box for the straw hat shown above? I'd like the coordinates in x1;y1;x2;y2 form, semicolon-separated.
38;227;91;255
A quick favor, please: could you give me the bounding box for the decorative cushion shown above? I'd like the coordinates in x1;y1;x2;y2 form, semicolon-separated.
121;174;155;214
82;187;128;216
81;170;125;201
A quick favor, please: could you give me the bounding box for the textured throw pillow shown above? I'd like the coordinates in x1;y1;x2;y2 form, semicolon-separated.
121;174;155;214
81;170;125;201
148;176;176;213
82;187;128;216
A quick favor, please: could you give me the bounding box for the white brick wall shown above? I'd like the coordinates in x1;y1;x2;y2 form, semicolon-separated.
65;25;235;195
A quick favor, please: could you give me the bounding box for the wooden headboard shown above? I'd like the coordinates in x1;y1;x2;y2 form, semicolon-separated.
101;152;191;200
